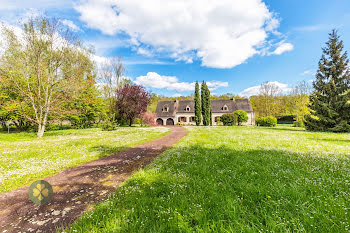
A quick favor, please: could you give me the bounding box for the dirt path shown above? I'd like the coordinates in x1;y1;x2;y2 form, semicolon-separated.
0;126;187;233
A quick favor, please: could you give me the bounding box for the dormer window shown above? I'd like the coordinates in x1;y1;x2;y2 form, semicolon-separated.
162;105;169;112
185;105;190;111
222;105;228;111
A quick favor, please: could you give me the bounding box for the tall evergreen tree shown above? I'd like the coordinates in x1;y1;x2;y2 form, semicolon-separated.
305;30;350;132
201;81;211;126
194;82;201;125
209;91;212;126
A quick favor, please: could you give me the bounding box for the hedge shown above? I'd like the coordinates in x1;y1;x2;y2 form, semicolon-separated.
220;113;237;126
256;116;277;127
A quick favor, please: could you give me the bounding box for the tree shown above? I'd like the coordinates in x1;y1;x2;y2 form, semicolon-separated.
0;80;33;131
250;82;283;118
99;56;125;116
65;74;105;128
233;110;248;125
194;82;201;125
256;116;277;127
220;113;237;126
0;17;89;137
201;81;211;126
140;112;156;126
305;30;350;132
289;81;311;126
114;85;151;126
259;82;282;117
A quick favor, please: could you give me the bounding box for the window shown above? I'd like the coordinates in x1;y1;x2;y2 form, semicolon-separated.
162;105;169;112
178;117;187;122
189;116;195;122
222;105;228;111
185;105;190;111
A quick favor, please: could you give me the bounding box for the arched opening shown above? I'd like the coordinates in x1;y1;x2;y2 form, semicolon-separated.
156;118;163;125
166;118;174;125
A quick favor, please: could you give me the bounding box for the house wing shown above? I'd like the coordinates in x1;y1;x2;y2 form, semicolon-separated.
177;100;195;113
155;101;177;117
235;99;253;112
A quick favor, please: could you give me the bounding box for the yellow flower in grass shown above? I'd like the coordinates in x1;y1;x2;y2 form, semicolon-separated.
33;183;49;201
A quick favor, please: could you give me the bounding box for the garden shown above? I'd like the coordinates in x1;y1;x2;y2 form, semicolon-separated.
65;126;350;232
0;127;169;193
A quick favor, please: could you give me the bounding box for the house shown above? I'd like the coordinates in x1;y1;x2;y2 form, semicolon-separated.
155;98;255;125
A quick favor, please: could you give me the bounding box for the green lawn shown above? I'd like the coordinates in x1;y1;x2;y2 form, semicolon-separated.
0;127;169;193
66;126;350;233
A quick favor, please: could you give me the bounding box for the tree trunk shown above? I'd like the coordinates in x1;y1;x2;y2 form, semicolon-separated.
129;118;133;126
37;124;45;138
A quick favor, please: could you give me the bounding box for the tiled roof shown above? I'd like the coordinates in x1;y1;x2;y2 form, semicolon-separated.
155;100;177;117
155;98;253;117
177;100;195;113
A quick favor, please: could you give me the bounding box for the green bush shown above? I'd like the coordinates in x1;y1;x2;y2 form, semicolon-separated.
100;120;119;131
220;113;237;126
293;119;304;127
233;110;248;125
215;117;223;125
134;118;142;125
45;123;60;131
256;116;277;127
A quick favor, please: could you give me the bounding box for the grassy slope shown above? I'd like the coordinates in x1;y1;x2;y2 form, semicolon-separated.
67;126;350;233
0;127;169;193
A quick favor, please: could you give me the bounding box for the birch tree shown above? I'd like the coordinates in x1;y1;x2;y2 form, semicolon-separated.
0;17;88;137
99;56;125;116
258;82;282;117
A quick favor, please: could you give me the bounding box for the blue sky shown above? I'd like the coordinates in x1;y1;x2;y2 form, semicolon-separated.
1;0;350;97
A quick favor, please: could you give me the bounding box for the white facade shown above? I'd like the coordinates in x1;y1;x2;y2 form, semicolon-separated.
156;111;255;126
155;99;255;126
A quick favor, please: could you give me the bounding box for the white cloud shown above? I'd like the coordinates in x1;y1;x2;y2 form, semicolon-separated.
137;47;153;57
75;0;290;68
300;70;315;76
172;93;182;97
134;72;228;92
207;81;229;91
134;72;193;92
87;36;126;56
271;42;293;55
265;17;280;32
61;19;81;32
91;54;109;66
239;81;292;97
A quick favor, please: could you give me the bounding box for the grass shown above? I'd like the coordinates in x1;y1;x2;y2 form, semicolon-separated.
0;127;169;193
66;126;350;232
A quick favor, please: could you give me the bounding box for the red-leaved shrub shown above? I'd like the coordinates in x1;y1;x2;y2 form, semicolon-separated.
141;112;156;126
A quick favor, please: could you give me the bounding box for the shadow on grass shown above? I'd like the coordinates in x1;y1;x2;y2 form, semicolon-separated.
263;127;305;132
66;145;350;233
311;138;350;143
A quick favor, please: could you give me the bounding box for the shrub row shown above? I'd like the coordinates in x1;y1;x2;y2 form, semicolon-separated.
256;116;277;127
220;113;237;126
